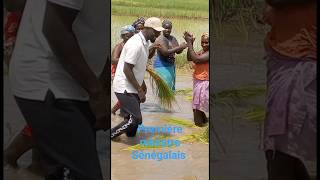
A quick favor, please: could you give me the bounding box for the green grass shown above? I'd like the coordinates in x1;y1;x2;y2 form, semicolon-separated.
112;0;208;19
112;15;208;68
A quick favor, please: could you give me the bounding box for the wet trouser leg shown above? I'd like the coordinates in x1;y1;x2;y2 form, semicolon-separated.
15;90;103;180
111;92;142;139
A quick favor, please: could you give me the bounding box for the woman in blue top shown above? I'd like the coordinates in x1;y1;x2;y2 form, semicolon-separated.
153;20;187;91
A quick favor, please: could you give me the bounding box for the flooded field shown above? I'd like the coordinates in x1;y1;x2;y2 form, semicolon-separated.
111;74;209;180
3;73;210;180
3;27;316;180
4;63;316;180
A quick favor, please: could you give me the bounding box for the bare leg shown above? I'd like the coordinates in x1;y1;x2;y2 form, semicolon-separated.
4;133;34;168
193;109;208;127
111;101;121;115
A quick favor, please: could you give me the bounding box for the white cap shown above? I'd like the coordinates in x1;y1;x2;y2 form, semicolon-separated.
144;17;165;32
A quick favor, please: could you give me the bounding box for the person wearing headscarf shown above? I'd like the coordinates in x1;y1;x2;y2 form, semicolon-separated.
111;25;135;115
132;17;145;33
184;32;209;127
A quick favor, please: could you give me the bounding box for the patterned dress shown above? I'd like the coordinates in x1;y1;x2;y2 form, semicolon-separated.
192;51;209;115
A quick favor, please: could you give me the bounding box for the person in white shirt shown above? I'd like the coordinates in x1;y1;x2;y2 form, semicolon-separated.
8;0;109;179
111;17;164;139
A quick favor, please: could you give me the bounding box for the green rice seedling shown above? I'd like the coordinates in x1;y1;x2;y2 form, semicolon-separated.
215;85;266;104
243;106;265;123
176;88;193;96
147;67;176;109
163;117;197;128
176;88;193;101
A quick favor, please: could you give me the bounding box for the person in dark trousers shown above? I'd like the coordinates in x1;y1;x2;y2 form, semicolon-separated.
111;25;135;115
8;0;109;179
111;17;163;139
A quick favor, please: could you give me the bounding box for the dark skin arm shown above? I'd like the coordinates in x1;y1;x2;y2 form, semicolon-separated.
157;36;186;57
4;0;25;12
148;43;162;59
184;32;209;64
111;42;123;65
123;63;146;103
172;37;184;54
43;2;108;130
141;80;147;94
187;48;209;64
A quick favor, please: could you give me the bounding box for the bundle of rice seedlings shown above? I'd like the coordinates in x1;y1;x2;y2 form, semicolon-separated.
243;106;265;123
199;126;209;144
215;85;266;103
146;67;176;109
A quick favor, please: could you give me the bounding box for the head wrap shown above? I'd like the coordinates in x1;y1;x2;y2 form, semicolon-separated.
201;32;209;39
132;17;145;29
120;25;135;35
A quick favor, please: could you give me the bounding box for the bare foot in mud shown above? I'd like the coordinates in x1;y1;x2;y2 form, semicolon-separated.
111;136;122;142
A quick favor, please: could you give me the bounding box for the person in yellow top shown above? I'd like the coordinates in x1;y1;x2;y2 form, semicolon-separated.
184;32;209;127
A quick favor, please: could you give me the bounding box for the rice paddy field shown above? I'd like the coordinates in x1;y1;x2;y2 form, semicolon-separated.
112;0;208;19
3;1;316;180
111;1;210;180
111;0;209;69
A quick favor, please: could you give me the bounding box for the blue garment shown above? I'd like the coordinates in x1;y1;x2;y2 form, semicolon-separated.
153;54;176;91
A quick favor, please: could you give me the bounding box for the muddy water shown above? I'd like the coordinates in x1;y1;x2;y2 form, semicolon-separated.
3;73;209;180
210;27;316;179
111;74;209;180
210;63;268;180
209;25;269;179
4;63;316;180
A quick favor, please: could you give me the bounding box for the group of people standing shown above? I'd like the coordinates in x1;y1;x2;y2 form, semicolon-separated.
4;0;109;179
110;17;210;139
3;4;210;178
3;0;316;180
